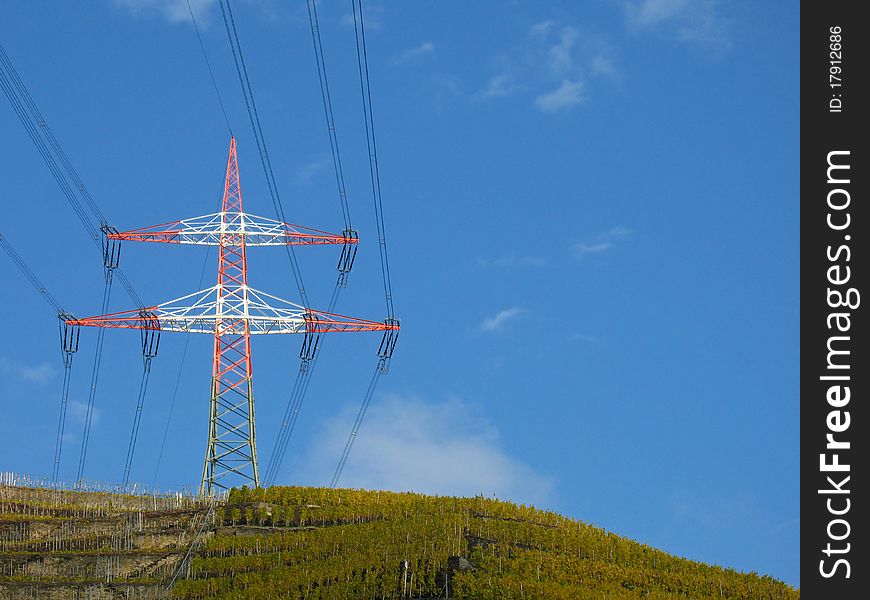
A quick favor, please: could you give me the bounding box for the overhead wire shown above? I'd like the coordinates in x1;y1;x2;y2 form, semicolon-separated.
0;44;144;309
186;0;233;136
351;0;395;319
330;0;400;488
263;0;361;487
122;325;159;489
0;233;78;483
330;366;381;487
218;0;309;307
0;233;65;315
144;2;235;492
76;273;113;483
1;44;146;484
305;0;353;231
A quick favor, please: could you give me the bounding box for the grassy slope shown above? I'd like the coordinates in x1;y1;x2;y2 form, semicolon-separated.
0;484;799;599
0;485;210;599
175;486;799;600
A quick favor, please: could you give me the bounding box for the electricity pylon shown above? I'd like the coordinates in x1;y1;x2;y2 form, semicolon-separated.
69;138;398;494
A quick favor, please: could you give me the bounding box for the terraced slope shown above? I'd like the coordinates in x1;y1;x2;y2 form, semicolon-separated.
0;485;211;599
0;484;798;599
175;486;799;600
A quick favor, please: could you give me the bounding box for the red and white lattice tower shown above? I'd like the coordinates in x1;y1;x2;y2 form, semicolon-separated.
69;138;398;494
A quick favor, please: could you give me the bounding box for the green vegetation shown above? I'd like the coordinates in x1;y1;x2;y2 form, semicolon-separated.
0;484;210;599
174;486;799;600
0;483;798;599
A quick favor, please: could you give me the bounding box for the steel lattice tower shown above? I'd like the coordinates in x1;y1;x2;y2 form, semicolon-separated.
204;139;259;491
69;138;398;495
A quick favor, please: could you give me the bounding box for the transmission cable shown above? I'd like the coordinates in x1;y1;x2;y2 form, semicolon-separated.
0;43;144;309
76;274;113;484
305;0;353;231
218;0;309;306
330;0;401;488
219;0;357;486
121;317;160;490
0;233;79;484
330;366;382;487
186;0;233;136
351;0;395;319
264;0;361;486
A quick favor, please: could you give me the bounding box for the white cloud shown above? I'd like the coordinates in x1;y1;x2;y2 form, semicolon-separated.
591;55;618;78
626;0;692;27
529;20;555;39
572;226;633;258
294;157;331;185
622;0;728;48
0;358;56;383
477;20;618;111
548;27;579;75
340;4;384;30
479;307;524;333
113;0;215;24
21;363;56;383
300;394;553;505
69;400;101;427
394;42;435;65
477;255;546;269
573;242;614;256
535;79;585;112
475;74;518;99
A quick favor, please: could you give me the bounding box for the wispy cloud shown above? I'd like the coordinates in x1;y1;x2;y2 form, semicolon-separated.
475;74;519;99
535;79;585;112
68;400;100;427
477;20;617;111
591;55;619;78
622;0;729;49
477;255;546;269
294;157;331;185
547;27;580;75
300;394;553;505
340;4;385;30
394;42;435;65
529;20;556;39
112;0;215;24
479;307;524;333
572;226;633;258
0;358;56;383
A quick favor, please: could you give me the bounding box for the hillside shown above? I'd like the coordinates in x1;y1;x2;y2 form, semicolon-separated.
0;483;798;599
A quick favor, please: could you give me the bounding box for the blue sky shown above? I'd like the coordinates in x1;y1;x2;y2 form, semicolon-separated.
0;0;798;586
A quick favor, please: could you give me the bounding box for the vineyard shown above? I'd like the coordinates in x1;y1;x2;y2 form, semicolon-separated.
0;481;799;599
0;480;213;599
175;487;799;600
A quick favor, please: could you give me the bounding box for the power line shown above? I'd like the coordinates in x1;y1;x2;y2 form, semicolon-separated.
351;0;395;319
0;233;80;483
219;0;309;307
186;0;233;136
331;365;382;487
122;324;160;488
305;0;353;230
329;0;402;487
0;43;144;309
219;0;353;486
0;233;65;315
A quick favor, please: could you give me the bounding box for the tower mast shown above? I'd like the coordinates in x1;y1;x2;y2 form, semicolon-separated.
68;137;398;494
202;138;258;494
